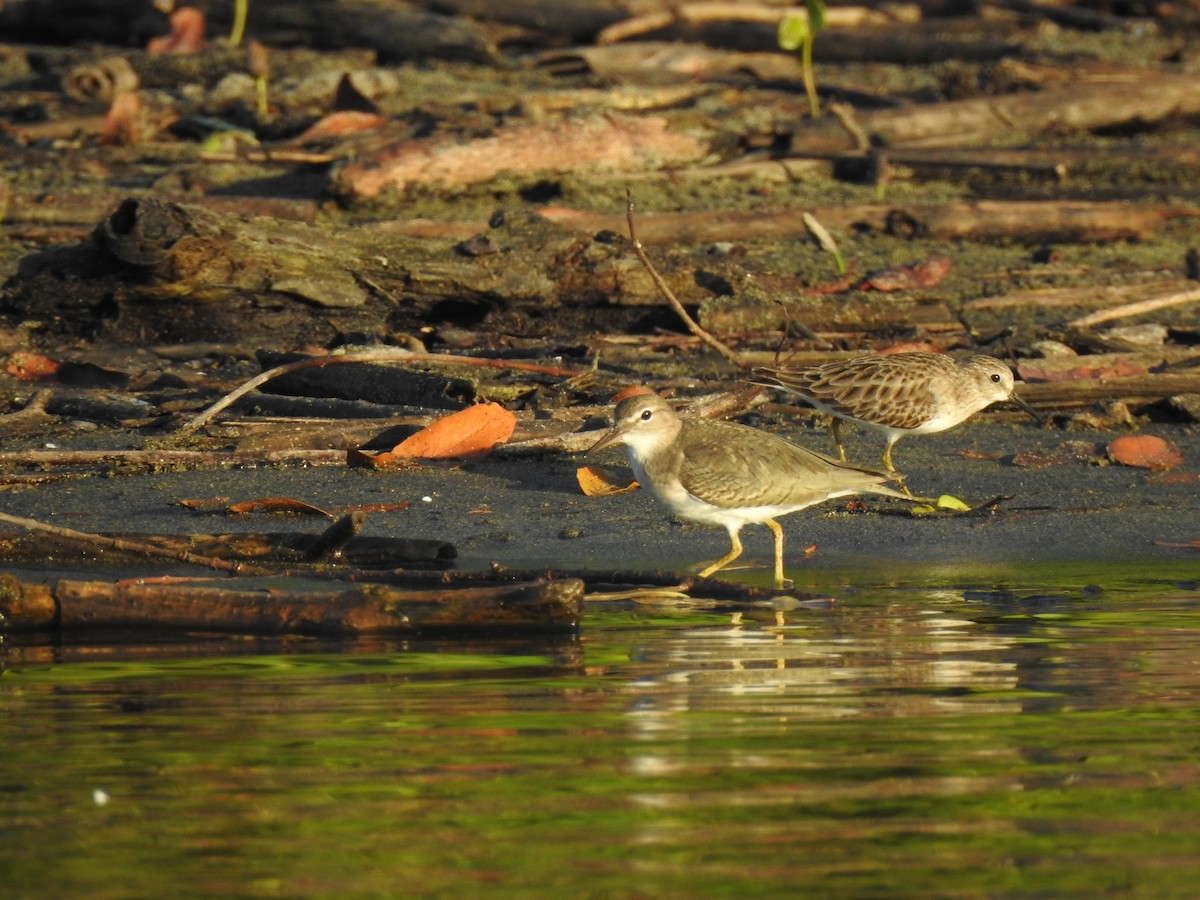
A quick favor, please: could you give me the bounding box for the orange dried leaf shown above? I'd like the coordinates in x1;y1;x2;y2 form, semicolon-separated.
226;498;332;516
388;403;516;461
880;341;942;355
1108;434;1184;470
292;111;385;144
611;385;656;403
5;352;60;380
577;465;639;497
178;497;232;510
1154;539;1200;550
99;91;140;146
859;256;950;292
147;7;206;54
247;40;270;79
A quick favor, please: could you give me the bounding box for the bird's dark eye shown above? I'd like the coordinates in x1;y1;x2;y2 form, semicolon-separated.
990;373;1002;383
640;409;653;421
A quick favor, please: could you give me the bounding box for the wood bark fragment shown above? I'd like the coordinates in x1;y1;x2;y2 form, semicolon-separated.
333;114;709;201
963;279;1200;332
536;41;803;81
97;198;374;308
789;74;1200;153
594;2;913;44
1018;372;1200;410
534;200;1198;246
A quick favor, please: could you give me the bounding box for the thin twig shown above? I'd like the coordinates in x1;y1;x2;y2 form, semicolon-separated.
828;101;870;151
0;448;350;469
625;192;748;369
1066;286;1200;329
3;388;55;422
0;510;275;576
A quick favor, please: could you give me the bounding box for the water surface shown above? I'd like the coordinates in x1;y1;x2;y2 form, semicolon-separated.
4;560;1200;898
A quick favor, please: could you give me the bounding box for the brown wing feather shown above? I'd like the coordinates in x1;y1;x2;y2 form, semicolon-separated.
757;353;952;430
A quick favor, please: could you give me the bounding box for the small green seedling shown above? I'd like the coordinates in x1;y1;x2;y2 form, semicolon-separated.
778;0;827;118
230;0;248;46
248;40;270;120
801;211;846;277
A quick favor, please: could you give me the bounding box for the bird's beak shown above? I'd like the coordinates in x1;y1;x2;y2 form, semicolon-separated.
1011;390;1045;425
588;424;625;454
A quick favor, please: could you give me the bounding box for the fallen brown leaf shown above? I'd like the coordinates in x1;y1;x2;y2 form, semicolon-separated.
577;465;639;497
859;256;950;292
147;7;207;54
375;402;517;464
1107;434;1185;470
292;111;385;144
226;498;332;516
99;91;140;146
5;352;60;380
178;497;233;510
880;341;944;354
611;385;656;403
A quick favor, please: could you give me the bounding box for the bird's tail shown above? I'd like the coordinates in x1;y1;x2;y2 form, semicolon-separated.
862;483;915;502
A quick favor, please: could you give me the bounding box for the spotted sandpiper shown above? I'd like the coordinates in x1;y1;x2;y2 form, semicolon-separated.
753;352;1040;472
589;393;908;589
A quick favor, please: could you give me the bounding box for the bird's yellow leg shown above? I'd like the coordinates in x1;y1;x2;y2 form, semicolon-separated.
831;418;848;461
699;529;744;578
881;440;915;497
881;439;896;472
765;518;791;590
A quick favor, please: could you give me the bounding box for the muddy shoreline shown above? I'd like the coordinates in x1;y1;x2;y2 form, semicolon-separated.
1;410;1196;590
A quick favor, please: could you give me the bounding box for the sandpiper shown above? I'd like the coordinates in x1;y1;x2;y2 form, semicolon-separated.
753;352;1039;472
589;393;907;589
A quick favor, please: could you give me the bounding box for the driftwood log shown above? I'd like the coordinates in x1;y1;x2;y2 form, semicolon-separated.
0;573;584;635
8;197;647;346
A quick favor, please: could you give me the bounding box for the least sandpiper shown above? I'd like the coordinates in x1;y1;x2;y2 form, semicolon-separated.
589;393;907;589
753;352;1038;472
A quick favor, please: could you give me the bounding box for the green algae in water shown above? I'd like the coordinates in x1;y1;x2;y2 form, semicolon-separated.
3;568;1200;898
